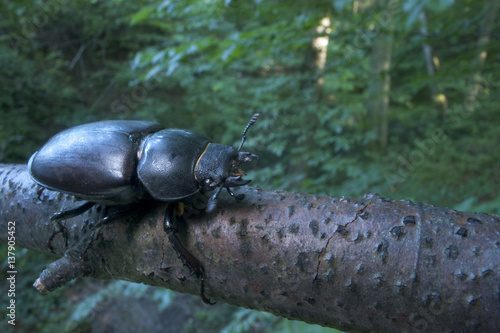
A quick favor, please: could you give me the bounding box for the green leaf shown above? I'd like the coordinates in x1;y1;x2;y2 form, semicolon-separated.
221;43;236;61
427;0;455;12
130;5;155;25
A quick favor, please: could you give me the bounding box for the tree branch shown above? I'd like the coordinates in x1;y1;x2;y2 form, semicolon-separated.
1;164;499;332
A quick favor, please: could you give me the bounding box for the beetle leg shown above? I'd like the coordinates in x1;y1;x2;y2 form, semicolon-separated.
99;202;151;225
47;202;95;253
36;186;46;201
164;203;216;305
224;187;243;201
226;187;235;197
206;187;223;213
51;201;96;222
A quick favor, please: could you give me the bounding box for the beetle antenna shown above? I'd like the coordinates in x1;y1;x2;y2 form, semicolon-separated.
237;113;259;152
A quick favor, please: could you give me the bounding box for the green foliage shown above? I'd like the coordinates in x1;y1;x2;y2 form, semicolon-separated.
125;0;499;214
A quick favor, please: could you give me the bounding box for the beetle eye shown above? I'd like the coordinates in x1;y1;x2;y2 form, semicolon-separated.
204;178;218;191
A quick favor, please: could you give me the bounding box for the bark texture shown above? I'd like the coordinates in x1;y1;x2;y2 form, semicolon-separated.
1;164;500;332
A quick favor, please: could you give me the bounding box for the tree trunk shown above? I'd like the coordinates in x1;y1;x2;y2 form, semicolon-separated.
367;1;393;149
2;164;500;332
368;34;392;148
465;0;499;109
312;16;331;96
419;11;448;112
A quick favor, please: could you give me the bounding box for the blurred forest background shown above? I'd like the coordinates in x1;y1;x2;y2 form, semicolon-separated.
0;0;498;332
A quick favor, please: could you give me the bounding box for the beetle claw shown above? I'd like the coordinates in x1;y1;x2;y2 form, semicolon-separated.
36;186;46;201
224;176;251;188
200;276;217;305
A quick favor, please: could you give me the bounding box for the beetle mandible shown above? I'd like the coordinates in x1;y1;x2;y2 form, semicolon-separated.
28;114;260;304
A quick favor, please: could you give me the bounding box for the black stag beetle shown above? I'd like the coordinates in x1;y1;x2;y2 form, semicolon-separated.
28;114;260;304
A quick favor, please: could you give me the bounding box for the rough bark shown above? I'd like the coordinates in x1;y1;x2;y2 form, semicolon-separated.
1;163;500;332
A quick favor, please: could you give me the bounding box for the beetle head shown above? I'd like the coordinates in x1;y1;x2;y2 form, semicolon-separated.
195;114;259;211
195;145;258;192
